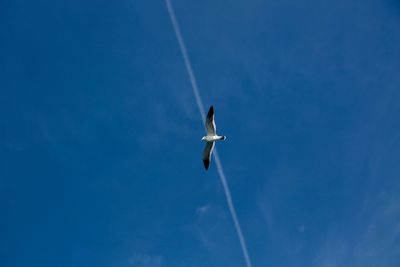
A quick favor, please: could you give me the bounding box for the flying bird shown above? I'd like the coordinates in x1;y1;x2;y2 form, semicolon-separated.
201;106;226;170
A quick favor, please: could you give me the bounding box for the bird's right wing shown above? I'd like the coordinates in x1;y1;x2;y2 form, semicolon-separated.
205;106;216;135
202;141;215;170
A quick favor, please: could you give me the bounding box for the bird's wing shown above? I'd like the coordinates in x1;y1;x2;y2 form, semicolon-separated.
205;106;216;135
202;141;215;170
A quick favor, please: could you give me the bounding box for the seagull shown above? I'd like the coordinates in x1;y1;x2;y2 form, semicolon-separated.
201;106;226;170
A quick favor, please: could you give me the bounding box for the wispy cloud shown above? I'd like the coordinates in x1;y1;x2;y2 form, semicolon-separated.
128;253;164;267
193;204;227;250
196;204;211;216
313;193;400;267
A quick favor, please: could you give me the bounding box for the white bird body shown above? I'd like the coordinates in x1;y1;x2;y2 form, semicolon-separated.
202;135;226;142
201;106;226;170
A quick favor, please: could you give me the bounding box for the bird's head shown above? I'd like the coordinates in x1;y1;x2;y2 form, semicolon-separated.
201;136;206;141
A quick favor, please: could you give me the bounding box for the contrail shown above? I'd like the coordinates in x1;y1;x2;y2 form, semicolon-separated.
164;1;253;267
164;0;206;121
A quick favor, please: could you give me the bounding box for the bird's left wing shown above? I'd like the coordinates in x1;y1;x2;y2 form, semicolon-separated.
205;106;216;135
202;141;215;170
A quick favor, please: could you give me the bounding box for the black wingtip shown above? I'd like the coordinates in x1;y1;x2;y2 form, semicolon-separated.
203;159;210;170
207;106;214;118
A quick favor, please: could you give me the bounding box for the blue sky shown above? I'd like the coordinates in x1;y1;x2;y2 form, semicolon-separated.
1;0;400;266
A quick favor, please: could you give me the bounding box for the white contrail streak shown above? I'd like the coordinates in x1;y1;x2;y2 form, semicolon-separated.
213;150;253;267
164;0;206;121
164;1;253;267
